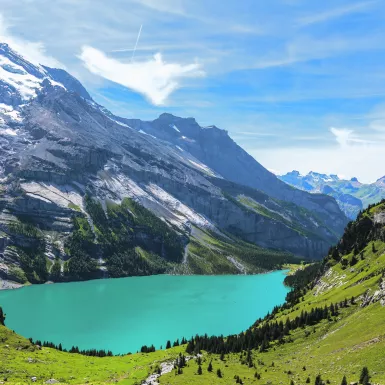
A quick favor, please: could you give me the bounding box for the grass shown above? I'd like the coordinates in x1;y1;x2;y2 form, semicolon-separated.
0;326;184;384
68;203;81;212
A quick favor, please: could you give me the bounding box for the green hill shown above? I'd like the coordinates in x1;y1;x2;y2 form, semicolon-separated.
1;201;385;384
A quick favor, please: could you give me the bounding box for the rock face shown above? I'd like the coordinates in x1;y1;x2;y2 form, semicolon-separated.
361;277;385;307
279;171;385;219
0;43;349;283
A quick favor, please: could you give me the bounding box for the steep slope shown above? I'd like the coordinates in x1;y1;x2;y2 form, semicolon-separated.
0;43;348;285
0;200;384;384
279;170;385;219
119;113;346;220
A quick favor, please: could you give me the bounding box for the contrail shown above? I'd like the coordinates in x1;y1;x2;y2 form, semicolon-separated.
131;24;143;61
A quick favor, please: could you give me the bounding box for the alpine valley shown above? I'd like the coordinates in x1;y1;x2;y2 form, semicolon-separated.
0;40;384;385
0;43;348;286
0;166;384;384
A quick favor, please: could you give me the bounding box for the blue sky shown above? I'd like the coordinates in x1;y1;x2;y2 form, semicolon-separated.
1;0;385;182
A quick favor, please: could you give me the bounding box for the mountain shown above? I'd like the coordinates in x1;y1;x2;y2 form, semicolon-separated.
279;170;385;219
0;43;348;285
1;194;384;384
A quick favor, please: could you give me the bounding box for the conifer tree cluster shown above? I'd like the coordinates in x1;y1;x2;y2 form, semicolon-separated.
29;338;114;357
186;300;346;355
327;199;385;266
174;353;187;374
140;344;156;353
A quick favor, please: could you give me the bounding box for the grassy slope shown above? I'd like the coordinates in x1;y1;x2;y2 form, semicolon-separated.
160;241;385;384
182;227;299;275
1;208;385;384
0;326;185;384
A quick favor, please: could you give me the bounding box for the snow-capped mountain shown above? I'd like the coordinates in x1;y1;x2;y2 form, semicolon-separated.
279;170;385;219
0;43;348;284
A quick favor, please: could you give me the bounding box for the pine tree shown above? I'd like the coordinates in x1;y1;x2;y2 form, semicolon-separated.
306;377;311;384
208;361;213;372
359;367;369;384
197;365;202;375
372;242;376;253
315;374;323;385
217;368;222;378
341;375;347;385
0;307;5;326
166;340;171;349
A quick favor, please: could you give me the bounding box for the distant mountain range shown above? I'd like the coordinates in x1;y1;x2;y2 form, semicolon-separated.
278;171;385;219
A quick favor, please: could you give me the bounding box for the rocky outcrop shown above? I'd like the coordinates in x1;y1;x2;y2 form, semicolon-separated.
361;277;385;307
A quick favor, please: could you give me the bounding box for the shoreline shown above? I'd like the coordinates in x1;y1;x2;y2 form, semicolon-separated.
0;279;23;291
0;268;290;291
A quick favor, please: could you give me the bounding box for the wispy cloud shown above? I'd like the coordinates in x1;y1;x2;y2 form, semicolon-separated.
79;46;204;105
132;0;186;15
297;1;377;26
0;13;64;68
253;33;385;69
330;127;375;146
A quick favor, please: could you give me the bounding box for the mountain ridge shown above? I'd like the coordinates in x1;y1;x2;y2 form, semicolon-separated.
0;43;347;285
279;170;385;219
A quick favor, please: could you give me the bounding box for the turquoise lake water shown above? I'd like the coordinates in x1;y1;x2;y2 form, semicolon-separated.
0;272;289;354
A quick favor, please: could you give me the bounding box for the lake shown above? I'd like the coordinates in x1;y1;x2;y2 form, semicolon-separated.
0;271;289;354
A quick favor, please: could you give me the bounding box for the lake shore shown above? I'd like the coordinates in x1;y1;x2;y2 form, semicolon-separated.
0;272;289;354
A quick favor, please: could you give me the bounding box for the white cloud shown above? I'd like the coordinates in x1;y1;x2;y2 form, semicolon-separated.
0;13;64;68
298;1;377;26
330;127;376;146
249;119;385;183
79;45;204;105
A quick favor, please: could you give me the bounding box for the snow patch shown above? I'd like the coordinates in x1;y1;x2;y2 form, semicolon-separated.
170;123;180;133
0;52;65;104
188;159;216;176
139;129;157;139
0;128;17;136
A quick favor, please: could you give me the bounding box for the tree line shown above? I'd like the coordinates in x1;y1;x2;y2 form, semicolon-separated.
185;298;350;356
29;338;115;357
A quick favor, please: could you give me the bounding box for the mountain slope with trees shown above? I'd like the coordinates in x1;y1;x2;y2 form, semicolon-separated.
0;43;349;286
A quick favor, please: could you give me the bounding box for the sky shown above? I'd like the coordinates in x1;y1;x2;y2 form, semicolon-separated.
1;0;385;183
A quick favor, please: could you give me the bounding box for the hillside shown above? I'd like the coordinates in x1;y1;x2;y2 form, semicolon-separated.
0;42;348;286
0;200;384;384
279;171;385;219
